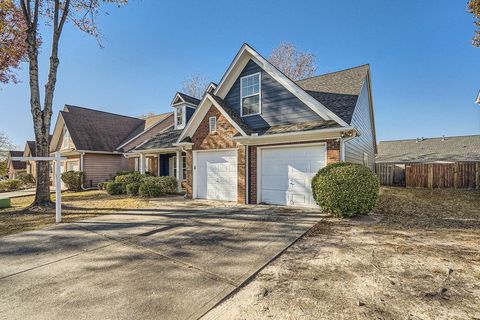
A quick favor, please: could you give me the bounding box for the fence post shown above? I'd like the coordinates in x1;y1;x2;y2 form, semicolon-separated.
476;162;479;190
428;164;433;189
453;163;459;189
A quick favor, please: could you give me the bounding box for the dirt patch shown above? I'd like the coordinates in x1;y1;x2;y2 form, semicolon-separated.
203;187;480;320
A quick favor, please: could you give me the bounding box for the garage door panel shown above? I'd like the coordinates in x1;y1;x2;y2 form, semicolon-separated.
260;144;325;207
196;150;237;202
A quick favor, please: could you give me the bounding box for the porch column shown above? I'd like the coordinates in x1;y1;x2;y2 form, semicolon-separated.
139;153;146;174
176;149;181;191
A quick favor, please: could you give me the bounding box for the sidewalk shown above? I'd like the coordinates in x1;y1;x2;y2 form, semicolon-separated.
0;187;56;199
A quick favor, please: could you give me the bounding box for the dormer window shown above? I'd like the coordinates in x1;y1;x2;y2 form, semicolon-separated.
240;72;261;116
175;106;185;130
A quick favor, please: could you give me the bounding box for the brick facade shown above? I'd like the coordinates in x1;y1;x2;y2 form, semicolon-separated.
185;104;246;204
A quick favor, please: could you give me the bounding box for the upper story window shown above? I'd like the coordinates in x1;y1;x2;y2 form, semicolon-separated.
240;73;261;116
175;106;185;129
61;128;72;149
209;116;217;133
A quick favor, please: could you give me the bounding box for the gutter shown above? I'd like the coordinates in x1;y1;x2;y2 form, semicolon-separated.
232;126;357;145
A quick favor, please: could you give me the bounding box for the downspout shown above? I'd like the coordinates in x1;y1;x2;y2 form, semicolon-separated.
340;135;356;162
79;152;97;190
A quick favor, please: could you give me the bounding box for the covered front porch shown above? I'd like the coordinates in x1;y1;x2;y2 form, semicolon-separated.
128;148;186;190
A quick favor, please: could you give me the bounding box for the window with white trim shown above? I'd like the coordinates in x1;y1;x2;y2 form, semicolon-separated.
363;152;369;167
175;106;185;129
209;116;217;133
240;73;261;116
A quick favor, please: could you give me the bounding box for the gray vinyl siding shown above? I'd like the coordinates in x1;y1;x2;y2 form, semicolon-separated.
186;106;196;124
345;79;376;170
224;59;322;129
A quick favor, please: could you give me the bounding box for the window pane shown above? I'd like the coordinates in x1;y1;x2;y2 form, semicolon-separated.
241;74;260;98
242;95;259;115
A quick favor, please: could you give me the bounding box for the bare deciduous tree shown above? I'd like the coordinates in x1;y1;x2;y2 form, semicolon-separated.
468;0;480;46
181;73;209;99
269;42;317;81
0;132;17;159
4;0;127;208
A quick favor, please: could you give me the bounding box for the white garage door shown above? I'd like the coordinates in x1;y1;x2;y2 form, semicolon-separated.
196;150;237;201
260;144;326;207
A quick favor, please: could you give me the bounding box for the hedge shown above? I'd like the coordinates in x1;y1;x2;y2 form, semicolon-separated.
106;182;124;195
311;162;379;218
61;171;84;191
18;173;35;185
0;179;23;192
126;182;141;196
138;178;164;198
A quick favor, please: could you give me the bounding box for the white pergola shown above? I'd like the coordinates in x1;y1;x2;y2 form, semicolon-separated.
12;151;66;223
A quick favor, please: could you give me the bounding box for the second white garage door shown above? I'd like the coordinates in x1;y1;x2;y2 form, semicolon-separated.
259;144;326;207
195;150;237;201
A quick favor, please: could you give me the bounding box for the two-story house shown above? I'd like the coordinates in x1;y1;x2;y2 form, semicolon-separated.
171;44;377;207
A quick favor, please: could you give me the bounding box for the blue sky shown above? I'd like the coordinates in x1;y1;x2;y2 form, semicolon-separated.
1;0;479;148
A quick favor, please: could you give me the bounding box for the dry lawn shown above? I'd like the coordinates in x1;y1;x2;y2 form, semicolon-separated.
203;187;480;320
0;190;157;236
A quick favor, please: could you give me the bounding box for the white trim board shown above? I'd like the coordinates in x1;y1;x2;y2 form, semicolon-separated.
214;43;349;127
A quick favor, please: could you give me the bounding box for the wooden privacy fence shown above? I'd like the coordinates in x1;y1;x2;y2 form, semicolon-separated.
376;162;480;189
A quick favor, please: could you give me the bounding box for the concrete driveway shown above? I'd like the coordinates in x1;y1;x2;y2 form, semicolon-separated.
0;199;322;320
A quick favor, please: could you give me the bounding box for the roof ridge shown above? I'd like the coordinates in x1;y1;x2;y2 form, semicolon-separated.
296;64;370;83
64;104;145;121
379;134;480;143
177;92;201;101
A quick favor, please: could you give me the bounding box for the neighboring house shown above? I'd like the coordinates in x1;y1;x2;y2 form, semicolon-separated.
376;135;480;188
6;151;26;179
24;141;37;177
49;105;172;187
172;43;376;207
125;92;200;187
376;135;480;164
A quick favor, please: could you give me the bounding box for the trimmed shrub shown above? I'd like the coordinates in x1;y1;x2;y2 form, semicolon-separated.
114;172;145;185
18;173;35;185
61;171;84;191
106;182;124;195
97;181;111;190
311;162;379;218
126;182;141;196
155;176;178;194
114;171;133;179
138;177;165;198
0;179;23;192
114;172;146;193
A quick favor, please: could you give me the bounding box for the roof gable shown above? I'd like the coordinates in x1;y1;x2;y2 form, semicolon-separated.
213;43;349;127
177;93;250;143
53;105;145;152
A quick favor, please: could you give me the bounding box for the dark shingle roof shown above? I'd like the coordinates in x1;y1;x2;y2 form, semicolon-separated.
254;120;340;136
376;135;480;163
26;141;36;156
177;92;201;106
209;93;253;135
8;151;27;170
135;128;183;151
62;105;145;152
296;65;370;124
117;112;173;149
